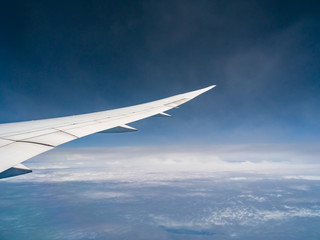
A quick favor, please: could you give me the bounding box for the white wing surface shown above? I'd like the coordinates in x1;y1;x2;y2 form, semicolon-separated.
0;85;215;178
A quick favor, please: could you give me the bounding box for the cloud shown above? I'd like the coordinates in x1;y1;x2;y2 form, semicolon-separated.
203;206;320;226
33;165;70;170
239;194;266;202
284;176;320;181
151;206;320;228
81;191;132;200
4;144;320;183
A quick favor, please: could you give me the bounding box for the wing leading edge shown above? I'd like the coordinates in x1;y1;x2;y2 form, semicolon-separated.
0;85;215;178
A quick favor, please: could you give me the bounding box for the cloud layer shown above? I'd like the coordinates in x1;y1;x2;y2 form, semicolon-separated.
5;143;320;183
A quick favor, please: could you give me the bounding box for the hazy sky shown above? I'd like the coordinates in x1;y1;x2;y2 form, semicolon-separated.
0;0;319;145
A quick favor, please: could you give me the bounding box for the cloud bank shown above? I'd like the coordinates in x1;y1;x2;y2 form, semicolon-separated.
5;143;320;183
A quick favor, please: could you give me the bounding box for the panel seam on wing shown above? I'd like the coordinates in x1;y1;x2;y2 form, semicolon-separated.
1;139;55;147
53;129;80;139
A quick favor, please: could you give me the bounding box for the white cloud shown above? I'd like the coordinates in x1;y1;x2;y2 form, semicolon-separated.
81;191;132;199
33;165;70;170
239;194;266;202
5;144;320;183
151;206;320;228
284;176;320;181
288;184;310;191
204;206;320;226
229;177;248;181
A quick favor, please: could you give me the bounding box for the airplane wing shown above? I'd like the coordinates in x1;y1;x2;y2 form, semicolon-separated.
0;85;215;179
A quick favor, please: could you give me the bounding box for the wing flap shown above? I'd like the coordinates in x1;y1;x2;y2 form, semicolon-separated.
24;130;78;147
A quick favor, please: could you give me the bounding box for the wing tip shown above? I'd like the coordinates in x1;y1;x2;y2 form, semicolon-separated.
201;84;216;92
185;84;216;99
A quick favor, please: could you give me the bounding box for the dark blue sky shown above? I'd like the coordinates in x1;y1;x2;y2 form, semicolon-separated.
0;0;319;145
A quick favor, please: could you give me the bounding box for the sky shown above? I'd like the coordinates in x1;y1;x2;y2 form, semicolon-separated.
1;1;320;239
0;0;320;145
